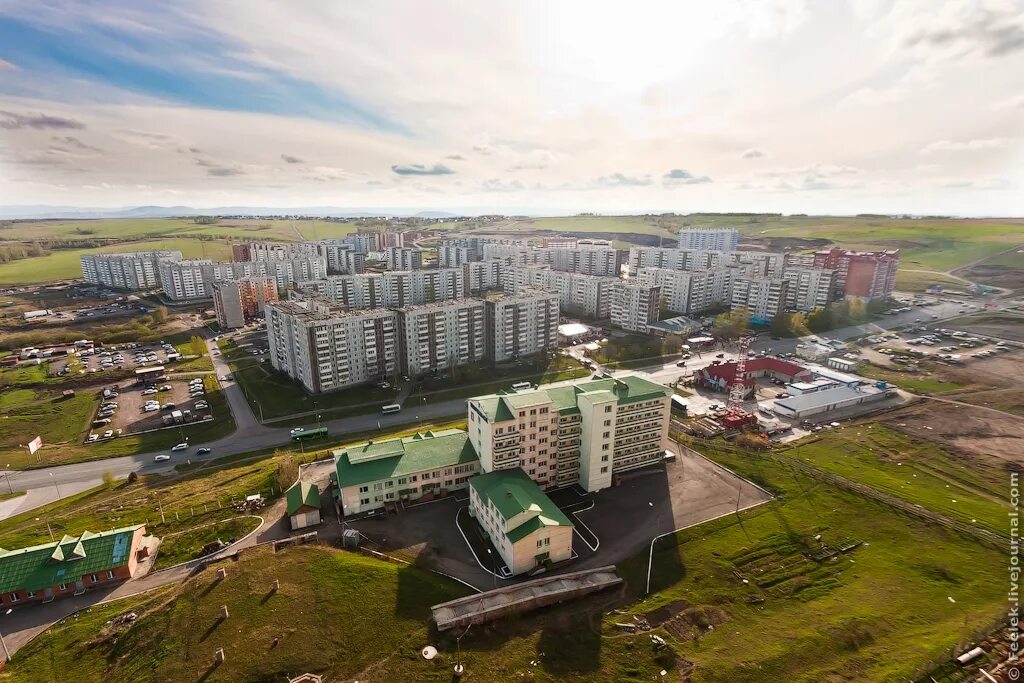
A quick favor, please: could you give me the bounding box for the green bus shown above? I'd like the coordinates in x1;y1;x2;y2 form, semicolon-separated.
291;427;328;442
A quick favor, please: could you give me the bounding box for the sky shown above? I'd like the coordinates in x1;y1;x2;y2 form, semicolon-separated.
0;0;1022;216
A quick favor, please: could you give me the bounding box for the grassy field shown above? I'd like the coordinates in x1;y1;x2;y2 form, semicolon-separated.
0;238;234;285
407;354;590;406
894;270;969;292
0;454;282;564
591;334;681;364
0;373;235;469
781;425;1010;535
506;215;678;237
0;217;357;243
856;363;965;395
614;440;1006;682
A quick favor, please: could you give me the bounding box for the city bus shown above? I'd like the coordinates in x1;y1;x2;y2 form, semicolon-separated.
511;381;533;391
381;404;402;414
291;427;328;442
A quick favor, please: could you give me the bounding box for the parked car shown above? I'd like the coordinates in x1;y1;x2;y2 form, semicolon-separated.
715;353;725;358
159;384;172;392
102;429;114;439
171;442;189;452
161;403;176;411
142;388;158;395
194;401;209;410
196;447;211;455
290;427;307;434
87;433;98;442
154;454;171;462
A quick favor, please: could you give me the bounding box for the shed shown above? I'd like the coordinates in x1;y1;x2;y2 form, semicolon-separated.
286;481;322;530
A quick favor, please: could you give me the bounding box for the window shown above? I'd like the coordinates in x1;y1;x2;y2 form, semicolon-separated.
59;583;67;591
601;455;609;462
8;593;18;603
90;574;99;583
600;466;609;473
26;591;35;599
537;539;544;548
373;483;383;491
604;406;612;413
398;477;407;485
385;480;394;488
358;485;369;493
603;431;610;438
360;498;370;505
602;444;609;451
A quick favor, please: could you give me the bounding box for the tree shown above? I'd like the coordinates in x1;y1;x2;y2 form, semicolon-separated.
189;335;207;357
152;305;168;324
712;307;751;340
806;307;833;333
102;470;116;487
846;297;867;322
275;453;299;491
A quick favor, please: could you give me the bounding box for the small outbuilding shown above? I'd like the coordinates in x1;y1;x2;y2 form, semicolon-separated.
286;481;321;530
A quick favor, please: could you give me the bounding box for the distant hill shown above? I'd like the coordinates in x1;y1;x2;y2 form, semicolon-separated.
0;205;465;220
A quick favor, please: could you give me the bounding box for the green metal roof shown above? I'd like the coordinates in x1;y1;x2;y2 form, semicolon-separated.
334;429;479;488
469;468;572;543
469;375;671;422
0;525;143;594
286;481;321;516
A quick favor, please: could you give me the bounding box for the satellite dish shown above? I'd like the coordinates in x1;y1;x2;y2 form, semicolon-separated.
422;646;438;660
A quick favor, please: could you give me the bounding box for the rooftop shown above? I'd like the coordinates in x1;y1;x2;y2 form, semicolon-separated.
469;468;572;542
702;357;810;386
334;429;478;488
469;375;671;422
773;384;883;412
286;481;321;516
0;525;143;594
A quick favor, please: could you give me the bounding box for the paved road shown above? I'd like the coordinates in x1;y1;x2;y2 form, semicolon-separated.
0;295;1007;516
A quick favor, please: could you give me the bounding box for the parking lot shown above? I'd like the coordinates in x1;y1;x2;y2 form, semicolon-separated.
344;445;773;590
87;377;214;442
49;341;182;379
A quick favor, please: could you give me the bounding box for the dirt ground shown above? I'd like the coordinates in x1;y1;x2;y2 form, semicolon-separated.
945;311;1024;342
958;264;1024;293
100;379;210;437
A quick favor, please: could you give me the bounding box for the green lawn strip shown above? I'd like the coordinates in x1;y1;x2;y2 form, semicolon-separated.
894;270;968;293
0;457;281;553
408;355;589;405
0;490;25;502
0;545;469;682
856;363;964;395
153;516;262;570
614;442;1006;682
780;426;1009;535
591;334;681;365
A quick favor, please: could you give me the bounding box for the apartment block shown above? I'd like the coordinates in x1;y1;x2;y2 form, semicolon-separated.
483;289;559;363
80;251;182;291
466;375;672;491
335;429;480;516
386;246;426;270
213;276;279;329
675;228;739;251
731;276;790;323
813;247;899;300
636;267;733;315
610;281;660;333
437;241;479;268
732;250;786;278
158;259;212;300
505;266;616;319
396;299;487;376
381;268;464;307
266;301;399;393
782;267;834;312
296;274;385;310
482;243;549;266
462;260;504;293
548;245;620;276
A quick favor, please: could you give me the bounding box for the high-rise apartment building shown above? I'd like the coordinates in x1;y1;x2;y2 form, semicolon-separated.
385;246;426;270
610;281;661;333
396;299;487;376
504;266;616;319
158;259;212;300
731;276;790;323
812;248;899;300
781;267;834;312
482;289;559;363
80;251;182;291
381;269;464;307
636;267;733;315
462;260;504;293
466;375;672;491
548;245;620;276
296;274;385;310
675;228;739;251
213;276;279;329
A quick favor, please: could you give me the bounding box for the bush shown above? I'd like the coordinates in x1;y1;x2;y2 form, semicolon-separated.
275;454;298;492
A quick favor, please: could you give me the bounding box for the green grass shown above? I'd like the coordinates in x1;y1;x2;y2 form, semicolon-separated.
0;238;233;285
857;363;964;395
0;490;25;502
153;516;262;570
591;334;679;364
0;455;282;554
407;355;590;406
781;425;1010;535
894;270;968;292
614;440;1007;682
0;545;471;683
508;215;677;237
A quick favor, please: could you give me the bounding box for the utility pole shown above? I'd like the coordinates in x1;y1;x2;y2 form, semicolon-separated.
1;608;12;663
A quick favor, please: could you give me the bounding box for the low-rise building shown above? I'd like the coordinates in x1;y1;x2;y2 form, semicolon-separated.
286;481;322;530
335;429;480;515
698;357;812;397
771;384;891;418
0;525;147;607
469;468;573;576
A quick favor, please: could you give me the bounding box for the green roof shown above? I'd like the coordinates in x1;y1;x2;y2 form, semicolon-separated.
286;481;321;516
469;468;573;543
469;375;671;422
334;429;479;488
0;525;143;594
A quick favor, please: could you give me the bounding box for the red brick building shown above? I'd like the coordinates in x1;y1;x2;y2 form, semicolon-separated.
698;357;812;398
812;248;899;300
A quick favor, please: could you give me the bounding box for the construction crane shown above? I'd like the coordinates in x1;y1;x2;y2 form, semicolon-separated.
723;335;755;428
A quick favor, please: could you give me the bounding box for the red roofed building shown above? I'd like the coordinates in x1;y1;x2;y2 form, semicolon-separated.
812;248;899;300
698;357;812;398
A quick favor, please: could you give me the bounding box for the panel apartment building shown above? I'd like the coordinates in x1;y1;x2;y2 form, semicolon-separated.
676;228;739;251
396;299;487;376
213;276;279;329
80;250;182;291
467;375;672;491
483;289;560;363
504;265;616;319
548;244;620;276
160;256;326;301
241;240;364;274
266;300;399;393
731;276;790;323
636;267;733;316
781;267;834;312
812;247;899;300
462;260;504;293
381;268;464;307
295;274;386;310
627;247;783;278
386;246;427;270
610;281;661;333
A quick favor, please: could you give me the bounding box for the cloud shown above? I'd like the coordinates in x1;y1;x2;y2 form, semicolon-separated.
942;177;1014;190
479;178;525;192
51;136;102;153
391;163;455;176
280;154;304;164
905;5;1024;58
0;59;17;71
662;168;712;185
188;146;203;154
0;110;85;130
445;154;465;160
921;138;1012;154
472;145;495;156
741;149;766;159
207;166;244;177
596;172;652;187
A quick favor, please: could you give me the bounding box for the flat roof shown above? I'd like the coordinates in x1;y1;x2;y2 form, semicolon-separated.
773;385;881;412
557;322;592;336
648;315;701;334
135;365;165;374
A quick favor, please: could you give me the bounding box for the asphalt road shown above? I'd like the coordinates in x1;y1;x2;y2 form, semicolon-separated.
0;294;1003;517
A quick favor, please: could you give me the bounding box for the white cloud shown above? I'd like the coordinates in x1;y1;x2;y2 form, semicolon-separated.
921;138;1013;154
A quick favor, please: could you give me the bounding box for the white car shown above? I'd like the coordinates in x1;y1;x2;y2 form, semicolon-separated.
171;442;189;452
144;404;159;412
290;427;307;435
142;388;157;395
102;429;114;439
194;401;209;410
154;454;171;462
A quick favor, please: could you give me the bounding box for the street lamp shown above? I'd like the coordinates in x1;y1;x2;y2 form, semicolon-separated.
486;548;496;589
2;465;11;494
0;608;13;663
49;473;61;500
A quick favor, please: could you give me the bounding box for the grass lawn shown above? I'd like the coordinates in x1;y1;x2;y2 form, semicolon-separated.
856;363;964;395
781;425;1010;535
0;238;233;285
614;440;1007;682
154;516;262;570
408;355;590;405
894;270;968;292
0;454;282;557
0;545;471;683
591;334;680;364
509;215;677;237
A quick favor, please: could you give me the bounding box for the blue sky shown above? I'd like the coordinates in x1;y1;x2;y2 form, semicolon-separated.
0;0;1021;214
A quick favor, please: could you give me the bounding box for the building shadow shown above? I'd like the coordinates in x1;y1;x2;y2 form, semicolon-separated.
536;610;602;676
